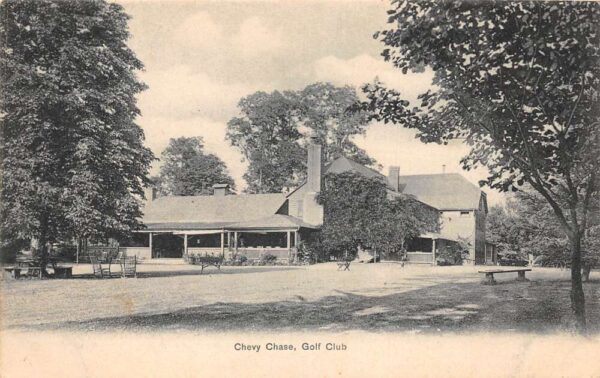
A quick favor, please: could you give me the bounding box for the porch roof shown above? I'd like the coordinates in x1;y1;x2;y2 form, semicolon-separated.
140;222;232;232
226;214;318;231
420;232;459;242
139;215;317;233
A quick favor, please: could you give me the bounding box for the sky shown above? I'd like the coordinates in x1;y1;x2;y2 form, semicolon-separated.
121;0;505;206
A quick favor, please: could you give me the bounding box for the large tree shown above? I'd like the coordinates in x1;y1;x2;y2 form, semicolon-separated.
294;83;375;167
317;171;439;260
155;136;235;196
0;0;154;269
226;90;305;194
363;1;600;330
226;83;375;193
488;189;600;272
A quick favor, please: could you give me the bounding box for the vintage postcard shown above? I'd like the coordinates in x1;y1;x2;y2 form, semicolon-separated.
1;0;599;377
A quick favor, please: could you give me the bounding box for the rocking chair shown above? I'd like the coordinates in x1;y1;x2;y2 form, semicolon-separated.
91;256;112;278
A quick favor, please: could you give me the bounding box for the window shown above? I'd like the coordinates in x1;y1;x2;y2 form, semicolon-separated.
460;211;470;217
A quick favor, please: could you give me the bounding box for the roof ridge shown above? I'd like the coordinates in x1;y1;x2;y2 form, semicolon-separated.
399;173;462;177
157;192;284;200
330;156;385;177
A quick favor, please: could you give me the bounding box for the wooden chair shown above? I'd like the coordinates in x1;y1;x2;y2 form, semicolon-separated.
120;256;137;278
90;256;112;278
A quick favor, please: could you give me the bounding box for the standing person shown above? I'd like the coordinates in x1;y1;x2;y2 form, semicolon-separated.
528;253;534;267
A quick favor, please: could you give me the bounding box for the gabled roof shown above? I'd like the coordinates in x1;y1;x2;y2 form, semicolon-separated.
324;156;484;211
324;156;387;181
287;157;388;198
142;193;287;226
399;173;483;211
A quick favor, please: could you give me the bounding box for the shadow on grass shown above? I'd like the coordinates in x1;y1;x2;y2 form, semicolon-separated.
31;280;600;334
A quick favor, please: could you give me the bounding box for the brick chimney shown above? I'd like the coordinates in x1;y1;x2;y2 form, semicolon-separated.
213;183;229;196
144;187;158;202
306;137;322;192
302;137;324;226
388;166;400;192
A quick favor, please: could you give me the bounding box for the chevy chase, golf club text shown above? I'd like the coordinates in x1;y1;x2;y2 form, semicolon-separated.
234;342;347;352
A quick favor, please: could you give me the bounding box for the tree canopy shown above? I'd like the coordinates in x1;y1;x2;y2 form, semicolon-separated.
364;0;600;330
226;82;375;193
317;172;439;260
487;188;600;265
0;0;154;264
155;136;235;196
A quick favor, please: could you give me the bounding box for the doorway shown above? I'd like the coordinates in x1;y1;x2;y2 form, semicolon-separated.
152;233;184;258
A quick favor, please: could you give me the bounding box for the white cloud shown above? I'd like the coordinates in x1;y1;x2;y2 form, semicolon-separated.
137;65;258;121
172;11;224;50
173;12;284;58
312;54;435;104
232;17;283;57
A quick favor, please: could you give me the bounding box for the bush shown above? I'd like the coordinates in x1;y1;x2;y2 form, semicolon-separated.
51;243;77;261
224;254;248;266
436;239;470;266
260;253;277;265
0;238;28;264
296;236;329;264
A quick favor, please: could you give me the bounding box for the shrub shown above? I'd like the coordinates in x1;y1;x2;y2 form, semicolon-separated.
296;235;328;264
224;254;248;266
436;238;471;265
260;253;277;265
51;243;77;261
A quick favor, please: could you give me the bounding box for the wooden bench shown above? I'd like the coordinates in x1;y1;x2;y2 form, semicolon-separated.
337;260;351;271
53;266;73;278
479;268;532;285
195;255;223;274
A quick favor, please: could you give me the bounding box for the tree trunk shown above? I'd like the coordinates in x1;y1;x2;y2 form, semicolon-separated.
35;214;50;278
569;234;586;333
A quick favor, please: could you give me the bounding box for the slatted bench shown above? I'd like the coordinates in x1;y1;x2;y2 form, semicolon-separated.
479;268;532;285
195;256;223;274
4;265;72;279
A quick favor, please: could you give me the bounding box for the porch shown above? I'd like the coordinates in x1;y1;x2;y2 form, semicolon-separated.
123;215;318;264
404;234;460;266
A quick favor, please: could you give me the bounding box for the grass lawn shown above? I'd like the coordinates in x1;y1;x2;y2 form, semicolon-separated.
1;262;599;333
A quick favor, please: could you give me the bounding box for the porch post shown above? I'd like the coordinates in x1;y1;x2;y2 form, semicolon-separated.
432;238;436;266
184;233;188;258
149;232;153;259
287;230;292;262
234;231;238;253
295;231;300;262
221;231;225;257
